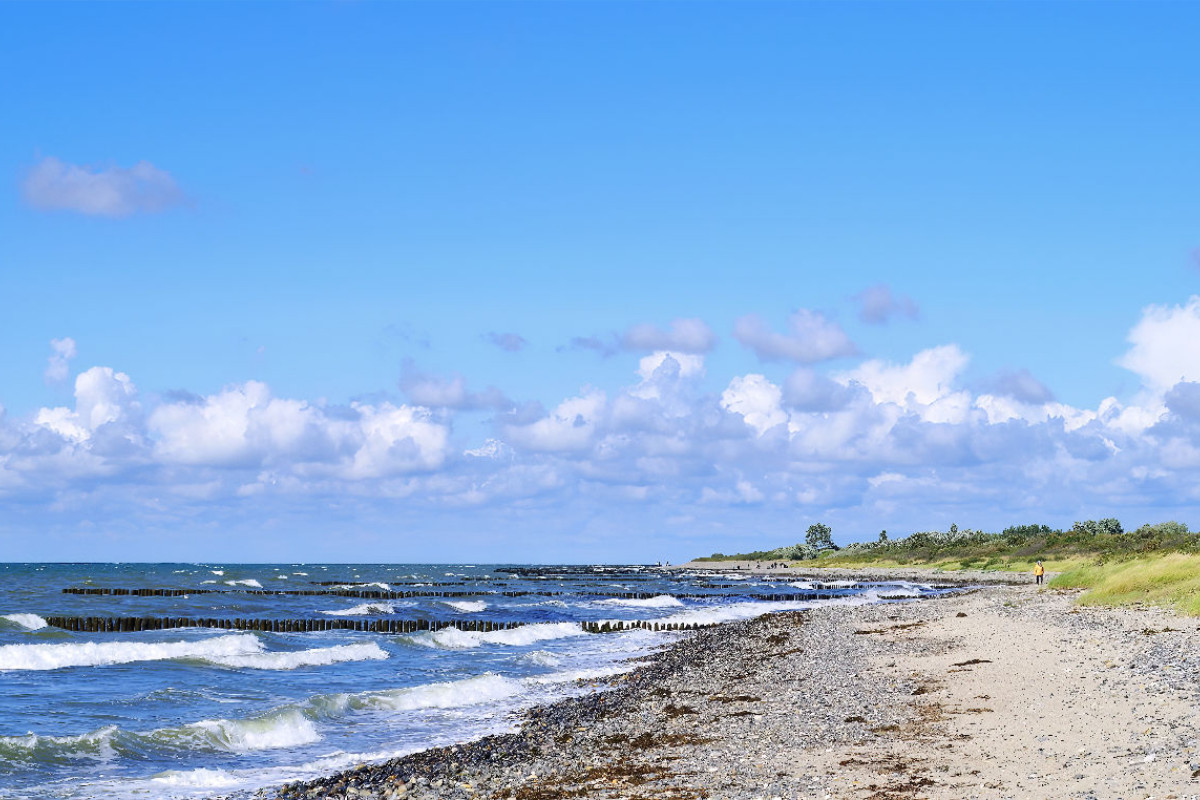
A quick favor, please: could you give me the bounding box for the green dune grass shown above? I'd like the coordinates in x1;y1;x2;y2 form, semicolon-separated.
1050;553;1200;615
696;519;1200;614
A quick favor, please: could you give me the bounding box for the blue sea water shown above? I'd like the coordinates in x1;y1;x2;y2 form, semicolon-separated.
0;563;955;799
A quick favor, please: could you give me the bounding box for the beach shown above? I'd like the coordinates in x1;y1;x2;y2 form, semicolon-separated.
260;575;1200;800
0;563;961;799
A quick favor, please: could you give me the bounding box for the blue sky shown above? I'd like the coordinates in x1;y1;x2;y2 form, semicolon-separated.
2;2;1199;562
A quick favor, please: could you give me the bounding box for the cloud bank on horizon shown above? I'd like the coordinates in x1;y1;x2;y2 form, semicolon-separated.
5;295;1200;560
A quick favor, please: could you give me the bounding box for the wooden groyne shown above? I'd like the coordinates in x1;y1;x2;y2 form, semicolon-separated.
579;619;716;633
61;587;502;599
40;615;716;634
41;616;531;634
61;587;852;602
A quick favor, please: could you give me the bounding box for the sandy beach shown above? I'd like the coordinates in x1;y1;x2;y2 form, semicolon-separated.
259;573;1200;800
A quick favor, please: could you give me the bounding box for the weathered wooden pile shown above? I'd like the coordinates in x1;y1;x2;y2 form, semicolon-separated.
61;586;844;601
45;572;856;637
41;616;529;634
41;615;716;634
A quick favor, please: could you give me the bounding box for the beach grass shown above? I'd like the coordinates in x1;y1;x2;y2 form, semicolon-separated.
1050;553;1200;615
694;519;1200;613
798;553;1094;575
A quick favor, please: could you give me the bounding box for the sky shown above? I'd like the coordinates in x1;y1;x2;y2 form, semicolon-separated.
2;2;1200;563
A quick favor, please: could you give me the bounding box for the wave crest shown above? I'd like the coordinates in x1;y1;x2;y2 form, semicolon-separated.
440;600;488;613
409;622;585;650
597;595;684;609
186;710;320;752
0;635;262;672
1;613;49;630
320;602;397;616
201;642;388;670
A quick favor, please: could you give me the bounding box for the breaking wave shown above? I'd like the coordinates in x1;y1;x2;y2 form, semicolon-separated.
1;614;49;631
199;642;388;670
440;600;488;613
0;635;262;672
596;595;684;609
320;602;397;616
408;622;585;650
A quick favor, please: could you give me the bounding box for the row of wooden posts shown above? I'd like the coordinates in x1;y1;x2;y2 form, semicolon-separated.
61;587;846;602
42;616;530;634
39;615;716;634
579;619;715;633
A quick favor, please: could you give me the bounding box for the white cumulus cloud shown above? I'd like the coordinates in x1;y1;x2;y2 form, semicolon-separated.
734;309;857;363
621;318;716;354
838;345;970;408
1118;296;1200;393
721;374;788;436
35;367;140;443
22;156;184;217
854;284;919;325
504;391;606;452
44;337;77;383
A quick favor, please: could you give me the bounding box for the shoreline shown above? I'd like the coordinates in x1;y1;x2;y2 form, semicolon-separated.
669;560;1037;585
244;575;1200;800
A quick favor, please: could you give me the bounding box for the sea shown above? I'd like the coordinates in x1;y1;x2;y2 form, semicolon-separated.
0;563;957;800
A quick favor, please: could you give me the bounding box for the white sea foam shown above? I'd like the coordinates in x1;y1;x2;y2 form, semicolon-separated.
410;622;586;650
876;587;923;599
789;582;817;590
365;673;522;711
320;602;397;616
3;709;321;766
150;768;240;788
202;642;388;670
441;600;488;613
596;595;684;609
188;709;320;752
224;579;263;588
524;664;630;685
2;613;49;630
519;650;562;667
0;634;263;672
328;582;391;591
211;570;225;576
0;725;119;762
652;600;812;628
106;744;425;800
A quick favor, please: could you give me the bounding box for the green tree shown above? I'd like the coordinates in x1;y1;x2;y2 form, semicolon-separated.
878;529;888;542
806;522;834;551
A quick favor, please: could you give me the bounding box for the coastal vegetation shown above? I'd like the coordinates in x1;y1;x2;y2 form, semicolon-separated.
696;519;1200;615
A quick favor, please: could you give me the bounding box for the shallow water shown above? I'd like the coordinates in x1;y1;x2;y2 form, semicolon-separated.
0;563;955;799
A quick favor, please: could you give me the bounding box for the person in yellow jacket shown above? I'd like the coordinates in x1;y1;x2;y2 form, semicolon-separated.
1033;560;1045;585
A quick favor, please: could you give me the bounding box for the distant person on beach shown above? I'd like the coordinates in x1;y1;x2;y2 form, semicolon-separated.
1033;560;1045;585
